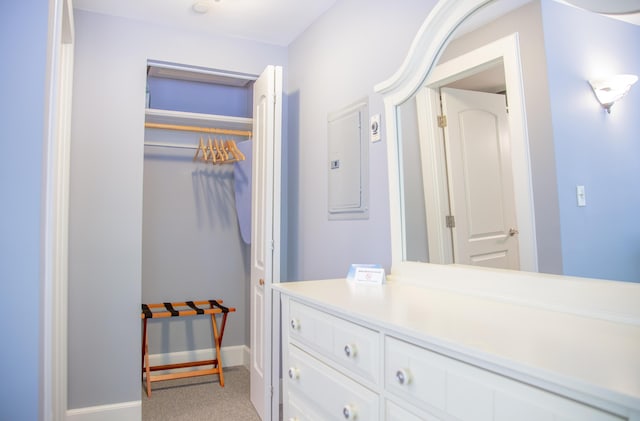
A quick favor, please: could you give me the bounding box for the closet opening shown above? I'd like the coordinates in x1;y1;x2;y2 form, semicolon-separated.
140;60;259;418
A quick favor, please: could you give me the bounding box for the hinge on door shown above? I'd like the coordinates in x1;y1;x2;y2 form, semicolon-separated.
271;240;275;251
446;215;456;228
437;115;447;128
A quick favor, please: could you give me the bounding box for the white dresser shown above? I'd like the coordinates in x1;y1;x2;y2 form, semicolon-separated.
274;278;640;421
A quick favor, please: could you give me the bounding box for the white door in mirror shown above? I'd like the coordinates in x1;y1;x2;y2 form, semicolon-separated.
441;87;520;270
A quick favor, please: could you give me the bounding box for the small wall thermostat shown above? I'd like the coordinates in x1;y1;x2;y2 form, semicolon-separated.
370;114;381;143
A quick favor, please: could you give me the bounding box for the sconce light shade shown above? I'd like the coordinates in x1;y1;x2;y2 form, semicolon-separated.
588;74;638;113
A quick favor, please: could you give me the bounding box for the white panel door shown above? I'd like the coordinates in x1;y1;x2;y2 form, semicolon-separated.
441;87;519;270
250;65;283;420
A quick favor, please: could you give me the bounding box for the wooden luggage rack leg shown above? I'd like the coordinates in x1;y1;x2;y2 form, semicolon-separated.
140;299;235;397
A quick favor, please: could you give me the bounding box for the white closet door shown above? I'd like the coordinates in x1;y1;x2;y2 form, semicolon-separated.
250;65;283;420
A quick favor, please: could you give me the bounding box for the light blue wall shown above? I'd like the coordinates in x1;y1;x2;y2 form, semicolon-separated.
541;0;640;282
148;77;253;117
69;9;286;409
0;1;49;419
286;0;438;280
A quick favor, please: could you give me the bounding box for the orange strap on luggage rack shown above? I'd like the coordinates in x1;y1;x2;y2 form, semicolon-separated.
140;299;236;397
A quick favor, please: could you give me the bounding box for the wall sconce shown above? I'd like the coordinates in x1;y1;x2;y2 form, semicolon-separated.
588;74;638;114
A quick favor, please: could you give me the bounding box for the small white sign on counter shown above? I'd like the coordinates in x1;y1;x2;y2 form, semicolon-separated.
347;264;386;285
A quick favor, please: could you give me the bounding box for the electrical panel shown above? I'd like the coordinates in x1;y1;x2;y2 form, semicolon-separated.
328;100;369;220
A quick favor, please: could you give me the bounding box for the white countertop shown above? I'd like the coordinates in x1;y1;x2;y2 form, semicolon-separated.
273;278;640;413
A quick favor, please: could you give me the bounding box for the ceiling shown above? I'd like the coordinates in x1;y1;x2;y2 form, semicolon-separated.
73;0;338;46
73;0;639;48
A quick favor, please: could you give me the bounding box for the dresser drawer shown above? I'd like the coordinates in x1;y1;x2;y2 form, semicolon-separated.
286;389;327;421
289;299;380;385
385;399;443;421
385;337;624;421
385;336;447;412
286;344;379;420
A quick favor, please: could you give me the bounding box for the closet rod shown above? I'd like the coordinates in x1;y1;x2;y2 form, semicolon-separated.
144;122;252;137
144;142;196;150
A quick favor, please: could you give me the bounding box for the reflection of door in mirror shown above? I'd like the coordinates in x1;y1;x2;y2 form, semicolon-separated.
440;87;520;270
432;0;561;275
402;32;536;271
399;2;552;272
401;81;522;271
397;0;640;282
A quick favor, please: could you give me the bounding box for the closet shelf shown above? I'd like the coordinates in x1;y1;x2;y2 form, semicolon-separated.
145;108;253;132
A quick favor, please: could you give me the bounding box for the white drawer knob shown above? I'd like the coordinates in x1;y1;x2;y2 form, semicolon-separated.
288;367;300;380
396;368;411;385
344;344;357;358
290;318;300;330
342;404;357;419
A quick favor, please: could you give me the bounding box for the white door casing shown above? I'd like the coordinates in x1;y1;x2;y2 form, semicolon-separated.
250;65;283;420
45;0;74;419
441;87;520;269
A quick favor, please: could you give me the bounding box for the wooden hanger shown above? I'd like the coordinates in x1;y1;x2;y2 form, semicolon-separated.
207;137;218;164
193;137;246;165
223;139;242;164
223;140;238;163
226;140;246;162
193;137;208;161
215;138;229;163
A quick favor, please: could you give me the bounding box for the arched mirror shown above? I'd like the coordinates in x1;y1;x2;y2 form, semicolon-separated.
376;0;640;282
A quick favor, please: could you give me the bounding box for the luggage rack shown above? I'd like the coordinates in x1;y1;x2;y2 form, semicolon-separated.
140;299;236;397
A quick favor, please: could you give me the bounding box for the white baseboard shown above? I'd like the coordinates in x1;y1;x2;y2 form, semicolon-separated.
66;346;249;420
147;344;249;374
66;401;140;421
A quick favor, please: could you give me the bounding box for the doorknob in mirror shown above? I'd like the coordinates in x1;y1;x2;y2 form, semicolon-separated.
509;228;519;237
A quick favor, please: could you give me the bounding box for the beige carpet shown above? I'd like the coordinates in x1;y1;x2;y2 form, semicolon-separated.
142;366;261;421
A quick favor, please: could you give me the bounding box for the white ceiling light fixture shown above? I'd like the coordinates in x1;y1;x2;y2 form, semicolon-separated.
192;0;215;14
588;74;638;113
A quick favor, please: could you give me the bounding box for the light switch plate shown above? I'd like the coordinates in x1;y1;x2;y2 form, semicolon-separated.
576;185;586;207
370;114;381;143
